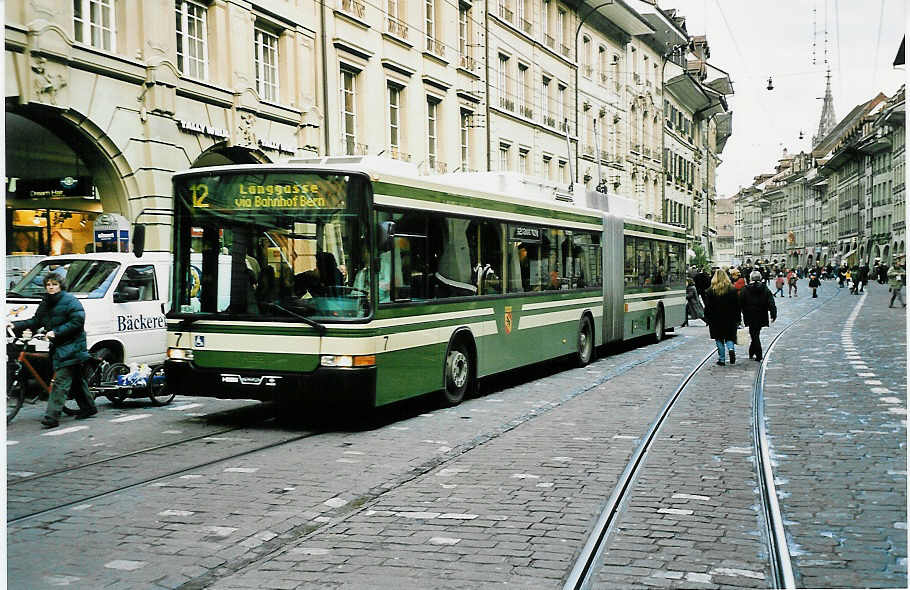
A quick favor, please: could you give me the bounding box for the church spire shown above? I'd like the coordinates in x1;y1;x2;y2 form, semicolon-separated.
813;68;837;146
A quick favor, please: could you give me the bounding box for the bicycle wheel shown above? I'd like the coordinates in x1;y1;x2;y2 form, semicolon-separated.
147;365;174;406
103;363;131;406
7;371;25;424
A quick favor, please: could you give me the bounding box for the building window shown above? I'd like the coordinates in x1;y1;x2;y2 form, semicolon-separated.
498;54;511;110
461;109;472;171
582;36;592;77
542;76;551;123
254;27;280;102
388;84;402;154
517;63;528;113
542;154;552;180
499;142;511;171
387;0;407;37
73;0;116;51
541;0;550;45
519;148;529;175
459;4;473;69
427;97;440;171
176;0;208;80
340;69;358;155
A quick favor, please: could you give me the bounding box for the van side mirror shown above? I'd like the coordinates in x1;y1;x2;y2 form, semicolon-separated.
378;221;396;252
132;224;146;257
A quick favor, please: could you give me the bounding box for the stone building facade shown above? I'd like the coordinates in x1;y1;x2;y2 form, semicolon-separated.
6;0;731;261
733;85;905;268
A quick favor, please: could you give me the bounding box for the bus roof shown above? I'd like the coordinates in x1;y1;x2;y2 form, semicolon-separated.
173;157;685;236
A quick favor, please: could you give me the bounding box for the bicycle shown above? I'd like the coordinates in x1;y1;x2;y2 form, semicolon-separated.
6;327;108;423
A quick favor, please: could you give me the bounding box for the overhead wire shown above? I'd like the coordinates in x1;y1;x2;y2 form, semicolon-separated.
871;0;885;90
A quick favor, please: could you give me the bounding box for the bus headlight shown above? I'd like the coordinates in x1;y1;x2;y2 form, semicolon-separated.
320;354;375;367
167;347;194;361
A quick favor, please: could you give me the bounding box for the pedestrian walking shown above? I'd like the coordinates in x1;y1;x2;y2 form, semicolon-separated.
740;270;777;362
10;272;97;428
694;266;711;307
703;269;741;366
731;269;746;291
849;267;859;295
808;272;820;298
838;266;846;288
773;273;785;297
859;263;869;293
684;278;705;324
888;259;906;308
787;269;798;297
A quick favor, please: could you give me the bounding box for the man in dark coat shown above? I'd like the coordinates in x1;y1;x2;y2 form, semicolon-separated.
694;267;710;306
12;272;96;428
740;270;777;362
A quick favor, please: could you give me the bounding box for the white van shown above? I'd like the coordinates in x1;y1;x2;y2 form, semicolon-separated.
6;252;171;365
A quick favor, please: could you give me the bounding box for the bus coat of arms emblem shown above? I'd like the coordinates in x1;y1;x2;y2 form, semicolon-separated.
504;306;513;334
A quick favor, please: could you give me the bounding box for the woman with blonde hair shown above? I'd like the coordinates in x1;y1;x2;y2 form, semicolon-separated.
703;269;742;365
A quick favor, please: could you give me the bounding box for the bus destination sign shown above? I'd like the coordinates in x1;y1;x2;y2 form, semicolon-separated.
180;174;348;211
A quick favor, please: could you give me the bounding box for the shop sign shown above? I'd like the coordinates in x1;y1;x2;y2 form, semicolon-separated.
177;119;230;140
7;176;94;199
257;138;296;155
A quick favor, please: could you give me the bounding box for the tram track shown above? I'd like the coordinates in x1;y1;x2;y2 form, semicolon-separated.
7;428;321;525
564;287;841;590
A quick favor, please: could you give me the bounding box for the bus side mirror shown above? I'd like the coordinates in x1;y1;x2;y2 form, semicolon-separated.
132;224;146;257
378;221;396;252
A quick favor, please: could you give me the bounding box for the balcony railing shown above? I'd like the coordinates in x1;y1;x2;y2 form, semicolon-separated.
633;72;640;84
425;36;445;57
642;146;650;157
386;16;408;38
498;4;513;22
544;34;555;49
341;0;366;18
459;54;477;71
499;96;515;111
558;120;569;133
342;141;369;156
560;44;570;58
427;159;447;174
389;147;411;162
583;65;592;78
600;73;608;84
521;19;532;34
600;149;610;161
582;144;595;157
520;105;533;119
544;115;556;128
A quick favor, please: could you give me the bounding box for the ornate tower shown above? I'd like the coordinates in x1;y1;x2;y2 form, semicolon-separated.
813;69;837;146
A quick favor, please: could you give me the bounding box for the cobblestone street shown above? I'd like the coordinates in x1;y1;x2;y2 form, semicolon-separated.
7;279;906;590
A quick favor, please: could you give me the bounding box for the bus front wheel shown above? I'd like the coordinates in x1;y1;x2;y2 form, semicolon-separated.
442;340;472;406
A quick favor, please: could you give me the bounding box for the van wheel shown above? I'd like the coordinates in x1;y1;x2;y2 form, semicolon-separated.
653;308;665;343
575;316;594;367
91;346;118;364
441;340;472;406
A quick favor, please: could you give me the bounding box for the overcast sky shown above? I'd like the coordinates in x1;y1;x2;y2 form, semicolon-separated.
664;0;907;198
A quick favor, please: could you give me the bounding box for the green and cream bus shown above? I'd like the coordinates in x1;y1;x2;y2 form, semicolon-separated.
162;156;687;410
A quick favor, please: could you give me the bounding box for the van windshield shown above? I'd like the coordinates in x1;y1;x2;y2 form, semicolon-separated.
8;260;120;299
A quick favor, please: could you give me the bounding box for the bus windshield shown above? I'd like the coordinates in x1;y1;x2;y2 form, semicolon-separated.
171;171;372;321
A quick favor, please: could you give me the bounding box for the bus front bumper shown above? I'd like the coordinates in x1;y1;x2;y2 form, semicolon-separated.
164;360;377;408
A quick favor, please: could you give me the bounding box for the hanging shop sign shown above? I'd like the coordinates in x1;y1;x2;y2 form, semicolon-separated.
177;119;230;140
6;176;94;199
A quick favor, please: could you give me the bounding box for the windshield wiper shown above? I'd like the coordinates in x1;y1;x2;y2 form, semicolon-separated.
263;302;326;335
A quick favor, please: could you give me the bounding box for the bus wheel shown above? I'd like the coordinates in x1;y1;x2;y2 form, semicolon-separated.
575;316;594;367
653;308;665;343
442;340;471;406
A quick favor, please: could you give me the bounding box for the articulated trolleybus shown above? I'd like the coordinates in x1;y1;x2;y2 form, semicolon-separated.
164;156;686;411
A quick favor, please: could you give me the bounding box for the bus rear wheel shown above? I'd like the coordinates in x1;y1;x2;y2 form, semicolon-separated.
653;308;665;343
575;316;594;367
442;340;472;406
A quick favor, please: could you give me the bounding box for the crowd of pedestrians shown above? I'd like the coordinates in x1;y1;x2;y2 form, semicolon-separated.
685;255;905;366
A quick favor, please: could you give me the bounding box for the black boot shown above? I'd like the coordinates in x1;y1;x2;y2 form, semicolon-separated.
729;350;736;364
